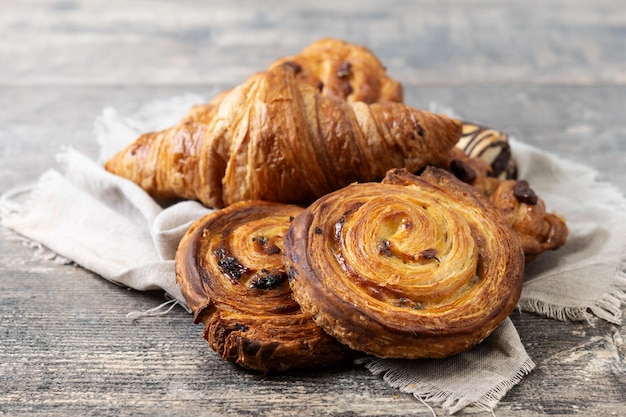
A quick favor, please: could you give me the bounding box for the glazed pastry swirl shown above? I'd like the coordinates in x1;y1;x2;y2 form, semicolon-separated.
284;167;525;359
175;200;353;371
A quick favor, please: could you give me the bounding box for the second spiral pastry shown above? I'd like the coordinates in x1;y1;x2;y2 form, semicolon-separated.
175;200;354;371
284;166;525;359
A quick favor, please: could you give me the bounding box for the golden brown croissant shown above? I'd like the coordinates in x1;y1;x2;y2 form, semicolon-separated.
284;167;525;359
175;200;354;371
105;63;461;208
269;37;403;103
441;147;568;260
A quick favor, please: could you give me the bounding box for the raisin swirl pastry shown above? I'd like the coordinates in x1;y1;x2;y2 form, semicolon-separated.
175;200;354;371
443;147;568;261
284;167;525;359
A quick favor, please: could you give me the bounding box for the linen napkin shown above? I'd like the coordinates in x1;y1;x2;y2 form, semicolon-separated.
2;96;625;415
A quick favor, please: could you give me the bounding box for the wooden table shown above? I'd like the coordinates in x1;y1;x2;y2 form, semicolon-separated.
1;1;625;416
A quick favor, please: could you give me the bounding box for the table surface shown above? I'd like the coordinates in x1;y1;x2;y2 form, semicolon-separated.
1;1;625;416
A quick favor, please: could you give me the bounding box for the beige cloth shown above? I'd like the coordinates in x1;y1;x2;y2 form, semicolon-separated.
2;96;625;415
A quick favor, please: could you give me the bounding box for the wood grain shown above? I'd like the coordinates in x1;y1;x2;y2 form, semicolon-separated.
2;0;625;87
1;0;625;416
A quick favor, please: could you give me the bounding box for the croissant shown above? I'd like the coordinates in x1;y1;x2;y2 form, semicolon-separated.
441;147;568;260
175;200;354;371
272;39;521;181
105;63;461;209
284;167;525;359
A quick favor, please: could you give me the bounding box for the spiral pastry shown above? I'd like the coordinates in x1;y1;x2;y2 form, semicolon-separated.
175;200;354;371
284;167;525;359
442;147;568;260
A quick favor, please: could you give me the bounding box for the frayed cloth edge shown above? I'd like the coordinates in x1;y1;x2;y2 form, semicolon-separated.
519;270;626;325
126;297;189;320
356;356;536;415
0;171;190;317
1;172;74;265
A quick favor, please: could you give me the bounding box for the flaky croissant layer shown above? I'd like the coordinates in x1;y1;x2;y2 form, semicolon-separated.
105;61;461;209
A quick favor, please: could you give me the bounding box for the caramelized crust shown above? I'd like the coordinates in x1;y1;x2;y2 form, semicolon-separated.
175;200;353;371
284;167;525;359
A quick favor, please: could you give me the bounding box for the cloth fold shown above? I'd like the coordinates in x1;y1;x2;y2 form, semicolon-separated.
0;149;213;306
513;139;626;323
2;96;625;415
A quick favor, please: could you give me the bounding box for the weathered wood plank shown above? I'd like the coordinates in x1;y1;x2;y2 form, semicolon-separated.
1;0;625;86
1;251;624;417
